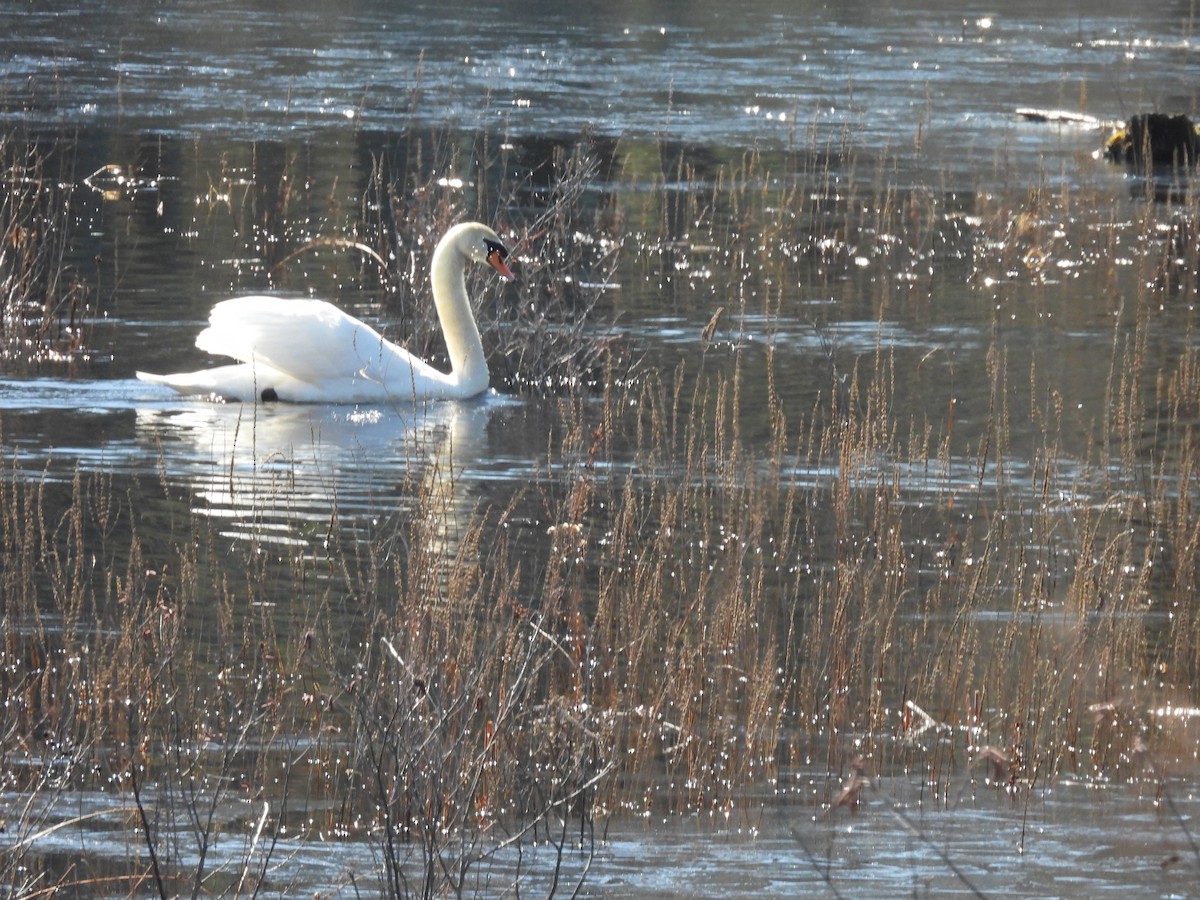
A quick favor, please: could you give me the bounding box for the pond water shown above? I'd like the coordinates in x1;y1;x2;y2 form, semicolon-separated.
3;0;1200;897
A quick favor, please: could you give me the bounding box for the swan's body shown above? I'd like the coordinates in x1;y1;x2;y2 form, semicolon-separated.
137;222;514;403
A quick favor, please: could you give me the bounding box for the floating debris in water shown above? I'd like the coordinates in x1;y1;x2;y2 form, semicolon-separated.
83;163;167;200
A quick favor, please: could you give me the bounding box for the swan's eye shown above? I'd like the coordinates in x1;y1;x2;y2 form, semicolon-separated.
483;238;507;262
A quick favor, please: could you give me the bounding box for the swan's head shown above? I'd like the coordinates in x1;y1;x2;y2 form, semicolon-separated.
448;222;516;282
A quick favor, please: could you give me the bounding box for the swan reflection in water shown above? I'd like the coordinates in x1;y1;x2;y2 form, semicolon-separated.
134;221;520;562
134;396;503;557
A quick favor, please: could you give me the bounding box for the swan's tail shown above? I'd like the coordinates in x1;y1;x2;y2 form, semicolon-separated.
136;364;270;401
137;369;213;391
136;368;222;396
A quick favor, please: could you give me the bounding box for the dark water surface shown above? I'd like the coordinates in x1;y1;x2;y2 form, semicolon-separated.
3;0;1200;896
4;0;1196;157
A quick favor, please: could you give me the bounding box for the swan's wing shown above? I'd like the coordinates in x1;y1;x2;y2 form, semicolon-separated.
196;296;431;388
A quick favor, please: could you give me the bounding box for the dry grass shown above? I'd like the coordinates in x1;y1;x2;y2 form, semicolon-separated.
0;134;94;368
2;116;1200;895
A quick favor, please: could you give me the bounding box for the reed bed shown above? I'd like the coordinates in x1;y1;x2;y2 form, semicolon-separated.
2;119;1200;895
0;134;94;368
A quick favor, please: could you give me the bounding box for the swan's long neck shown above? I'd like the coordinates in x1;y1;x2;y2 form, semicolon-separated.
430;235;488;396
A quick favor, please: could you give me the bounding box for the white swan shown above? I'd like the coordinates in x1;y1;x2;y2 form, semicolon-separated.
137;222;515;403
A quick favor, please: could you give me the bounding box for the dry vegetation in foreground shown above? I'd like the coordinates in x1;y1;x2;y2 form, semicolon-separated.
3;123;1200;895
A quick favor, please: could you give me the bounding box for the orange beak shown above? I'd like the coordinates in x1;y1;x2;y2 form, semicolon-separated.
487;247;516;282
